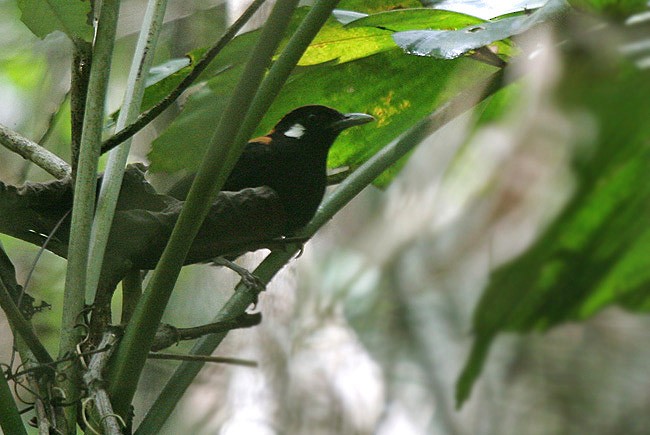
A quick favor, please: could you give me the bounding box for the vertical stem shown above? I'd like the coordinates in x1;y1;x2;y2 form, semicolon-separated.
70;40;92;179
87;0;169;306
57;0;122;430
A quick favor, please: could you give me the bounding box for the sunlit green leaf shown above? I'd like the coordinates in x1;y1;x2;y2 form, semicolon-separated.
337;0;422;13
344;8;485;31
298;15;393;66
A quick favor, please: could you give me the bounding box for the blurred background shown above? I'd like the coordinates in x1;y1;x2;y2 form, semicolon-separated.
1;0;649;434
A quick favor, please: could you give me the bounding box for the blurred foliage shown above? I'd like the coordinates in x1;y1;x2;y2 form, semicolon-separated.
569;0;649;16
457;34;650;405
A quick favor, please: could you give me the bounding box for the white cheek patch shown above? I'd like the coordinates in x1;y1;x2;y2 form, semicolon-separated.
284;123;306;139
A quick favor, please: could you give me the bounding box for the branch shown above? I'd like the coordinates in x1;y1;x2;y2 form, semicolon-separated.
0;124;71;180
86;0;170;316
150;313;261;351
58;0;122;429
147;353;257;367
99;0;268;154
0;279;53;365
82;331;124;435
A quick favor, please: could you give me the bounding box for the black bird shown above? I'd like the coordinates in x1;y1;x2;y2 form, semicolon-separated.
167;105;374;231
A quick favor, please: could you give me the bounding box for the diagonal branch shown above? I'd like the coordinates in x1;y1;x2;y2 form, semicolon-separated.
150;313;261;351
0;124;71;180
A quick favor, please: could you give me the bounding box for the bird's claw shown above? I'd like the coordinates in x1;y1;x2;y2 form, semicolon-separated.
211;257;266;304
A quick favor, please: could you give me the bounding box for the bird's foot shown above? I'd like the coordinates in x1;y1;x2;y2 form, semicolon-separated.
211;257;266;295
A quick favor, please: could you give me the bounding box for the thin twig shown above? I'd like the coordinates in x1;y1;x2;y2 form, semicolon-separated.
0;124;71;180
147;353;257;367
150;314;261;351
100;0;268;154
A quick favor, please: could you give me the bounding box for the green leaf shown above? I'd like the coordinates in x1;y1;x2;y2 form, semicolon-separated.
297;13;394;66
422;0;548;19
337;0;422;13
456;61;650;406
344;8;485;31
17;0;92;41
149;49;496;185
300;8;486;67
147;74;235;173
393;0;570;59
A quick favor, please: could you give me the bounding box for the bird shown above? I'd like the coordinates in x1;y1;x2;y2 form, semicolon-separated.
166;105;375;232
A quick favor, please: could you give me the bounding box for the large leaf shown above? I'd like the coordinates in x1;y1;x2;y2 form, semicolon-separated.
456;59;650;406
393;0;569;59
298;19;392;66
149;49;496;186
337;0;422;13
343;8;484;31
310;8;486;66
17;0;92;41
148;4;497;174
147;72;237;173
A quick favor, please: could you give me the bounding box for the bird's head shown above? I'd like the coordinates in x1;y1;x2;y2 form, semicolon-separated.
271;105;374;148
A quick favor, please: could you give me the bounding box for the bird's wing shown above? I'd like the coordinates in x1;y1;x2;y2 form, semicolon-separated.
222;139;274;191
165;138;274;200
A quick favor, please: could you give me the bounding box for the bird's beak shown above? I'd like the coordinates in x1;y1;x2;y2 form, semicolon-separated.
330;113;375;132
